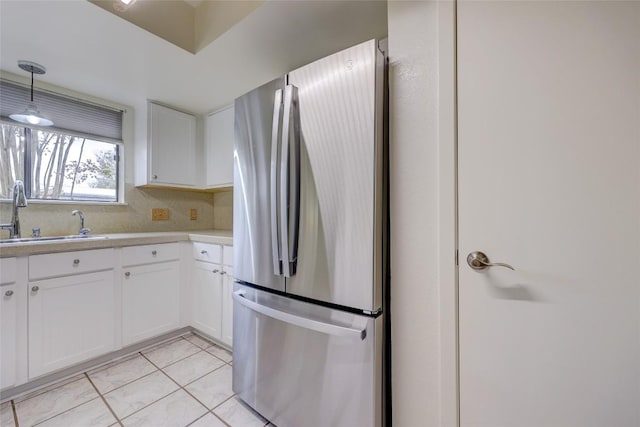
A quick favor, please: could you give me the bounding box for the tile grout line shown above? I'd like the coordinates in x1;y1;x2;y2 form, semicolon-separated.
85;372;124;427
92;363;159;396
185;410;231;427
139;351;222;418
11;399;18;427
8;334;234;427
102;351;179;423
23;384;111;427
180;335;240;426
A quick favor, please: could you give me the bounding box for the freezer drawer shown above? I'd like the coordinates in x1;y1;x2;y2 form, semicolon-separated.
233;283;382;427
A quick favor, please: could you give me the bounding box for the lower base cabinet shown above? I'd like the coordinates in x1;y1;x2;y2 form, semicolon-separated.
2;240;232;392
28;271;115;378
191;244;233;348
122;261;181;345
192;261;223;339
1;283;17;389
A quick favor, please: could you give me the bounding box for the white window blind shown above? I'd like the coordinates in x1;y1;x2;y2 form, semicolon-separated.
0;79;123;141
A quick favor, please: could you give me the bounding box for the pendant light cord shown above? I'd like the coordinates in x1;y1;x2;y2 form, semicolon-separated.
30;71;34;102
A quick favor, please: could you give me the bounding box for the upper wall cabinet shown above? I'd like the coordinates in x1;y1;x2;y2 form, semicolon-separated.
205;105;234;189
145;102;198;188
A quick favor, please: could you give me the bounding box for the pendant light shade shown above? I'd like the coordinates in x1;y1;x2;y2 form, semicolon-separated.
9;60;53;127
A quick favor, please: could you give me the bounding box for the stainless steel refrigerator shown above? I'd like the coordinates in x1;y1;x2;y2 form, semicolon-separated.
233;39;387;427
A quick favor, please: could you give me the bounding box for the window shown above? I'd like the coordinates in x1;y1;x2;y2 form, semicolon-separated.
0;80;123;202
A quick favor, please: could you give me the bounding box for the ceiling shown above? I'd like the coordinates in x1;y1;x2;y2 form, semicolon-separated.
0;0;387;115
183;0;204;8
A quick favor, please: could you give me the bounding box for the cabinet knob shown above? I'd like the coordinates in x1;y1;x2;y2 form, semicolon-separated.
31;286;40;293
125;272;131;277
201;250;207;254
153;174;158;180
73;259;80;265
212;269;220;273
5;290;14;297
220;271;227;275
152;250;157;256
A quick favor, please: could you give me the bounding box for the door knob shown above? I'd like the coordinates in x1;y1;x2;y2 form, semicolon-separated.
467;251;514;271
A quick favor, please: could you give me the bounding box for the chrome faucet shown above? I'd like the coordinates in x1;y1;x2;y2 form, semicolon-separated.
0;180;28;239
71;210;91;235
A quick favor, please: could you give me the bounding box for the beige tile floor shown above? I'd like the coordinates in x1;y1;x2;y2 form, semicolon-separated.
1;334;271;427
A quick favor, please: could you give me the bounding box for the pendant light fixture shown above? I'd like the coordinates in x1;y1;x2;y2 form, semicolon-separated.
9;60;53;127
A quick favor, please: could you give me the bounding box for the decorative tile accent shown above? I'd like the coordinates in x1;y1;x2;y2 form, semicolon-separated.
104;371;178;419
121;390;207;427
185;365;233;409
142;339;201;368
89;354;157;394
188;412;227;427
15;377;98;427
36;397;116;427
163;351;225;386
206;345;232;363
184;334;213;350
1;402;15;427
213;397;268;427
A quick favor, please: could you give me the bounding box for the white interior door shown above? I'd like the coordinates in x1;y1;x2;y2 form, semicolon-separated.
458;2;640;426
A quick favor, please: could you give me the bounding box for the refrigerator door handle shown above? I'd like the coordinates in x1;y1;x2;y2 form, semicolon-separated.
270;89;283;275
233;290;367;340
284;84;300;276
279;85;297;277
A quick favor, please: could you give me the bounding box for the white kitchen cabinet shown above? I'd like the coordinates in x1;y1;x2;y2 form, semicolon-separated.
121;244;181;345
146;102;197;188
192;260;223;339
205;105;234;188
0;258;17;389
191;242;233;347
28;249;115;379
28;270;115;378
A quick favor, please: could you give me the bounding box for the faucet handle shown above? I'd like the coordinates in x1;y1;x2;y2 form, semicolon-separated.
32;227;41;238
79;227;91;236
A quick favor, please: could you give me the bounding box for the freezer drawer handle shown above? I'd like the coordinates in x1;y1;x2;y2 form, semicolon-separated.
233;290;367;340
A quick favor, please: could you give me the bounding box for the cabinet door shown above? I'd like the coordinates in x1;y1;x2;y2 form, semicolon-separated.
29;271;115;378
205;106;234;188
1;284;17;388
149;102;197;187
192;261;222;340
221;266;234;347
122;261;181;345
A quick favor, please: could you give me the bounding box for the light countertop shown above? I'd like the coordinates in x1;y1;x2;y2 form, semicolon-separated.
0;229;233;257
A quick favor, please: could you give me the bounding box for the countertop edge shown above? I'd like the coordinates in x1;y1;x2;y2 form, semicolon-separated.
0;230;233;257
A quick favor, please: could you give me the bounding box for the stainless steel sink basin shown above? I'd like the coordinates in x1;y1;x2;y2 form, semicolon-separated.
0;235;108;244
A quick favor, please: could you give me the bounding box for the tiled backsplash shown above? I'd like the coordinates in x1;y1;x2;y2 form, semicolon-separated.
212;190;232;231
0;185;233;237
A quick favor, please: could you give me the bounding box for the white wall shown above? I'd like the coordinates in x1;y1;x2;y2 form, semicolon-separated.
388;1;457;426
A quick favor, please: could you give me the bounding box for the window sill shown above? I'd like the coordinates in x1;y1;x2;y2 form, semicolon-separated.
0;199;128;207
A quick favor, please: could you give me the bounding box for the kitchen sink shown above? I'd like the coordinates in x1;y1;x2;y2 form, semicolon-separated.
0;235;108;244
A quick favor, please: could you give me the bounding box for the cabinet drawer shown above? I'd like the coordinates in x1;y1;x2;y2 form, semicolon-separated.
0;257;17;285
193;242;222;263
121;243;180;267
29;249;114;280
222;245;233;266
